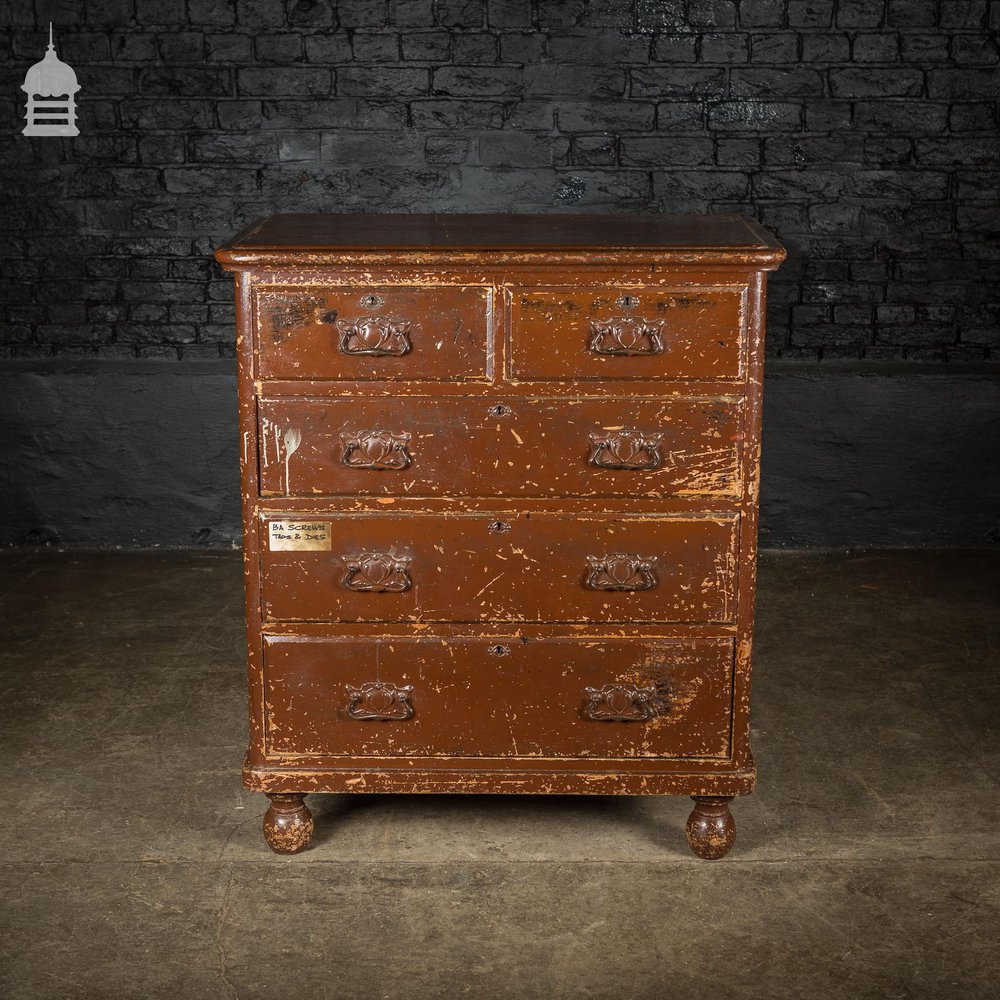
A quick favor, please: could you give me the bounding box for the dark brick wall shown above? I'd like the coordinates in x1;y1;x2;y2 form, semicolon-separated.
1;0;998;364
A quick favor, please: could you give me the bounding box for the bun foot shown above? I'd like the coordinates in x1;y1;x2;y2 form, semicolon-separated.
685;795;736;860
263;793;314;854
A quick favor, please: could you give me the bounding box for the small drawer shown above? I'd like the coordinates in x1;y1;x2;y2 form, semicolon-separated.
263;633;734;760
509;285;746;381
258;396;743;498
253;284;493;381
260;511;738;624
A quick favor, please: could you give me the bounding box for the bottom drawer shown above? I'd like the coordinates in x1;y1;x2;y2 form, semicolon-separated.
263;633;733;760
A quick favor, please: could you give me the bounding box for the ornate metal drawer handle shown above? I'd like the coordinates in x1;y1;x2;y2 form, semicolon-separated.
346;681;414;721
589;430;662;471
586;554;658;592
583;684;658;722
343;552;411;593
341;430;411;470
338;316;412;357
589;317;665;356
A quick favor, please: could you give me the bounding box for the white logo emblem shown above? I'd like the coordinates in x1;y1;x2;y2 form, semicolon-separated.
21;23;80;137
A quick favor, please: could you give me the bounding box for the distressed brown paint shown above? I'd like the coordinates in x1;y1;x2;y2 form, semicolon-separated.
257;395;744;499
259;511;739;624
255;283;493;381
509;284;747;381
263;635;735;760
216;212;786;859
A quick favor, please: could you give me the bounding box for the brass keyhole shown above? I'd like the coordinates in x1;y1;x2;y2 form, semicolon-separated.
488;644;510;657
359;293;384;310
488;404;512;418
488;521;512;534
616;294;640;310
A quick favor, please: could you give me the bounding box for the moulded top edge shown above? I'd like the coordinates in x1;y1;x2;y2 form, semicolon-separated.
216;246;788;271
214;212;787;271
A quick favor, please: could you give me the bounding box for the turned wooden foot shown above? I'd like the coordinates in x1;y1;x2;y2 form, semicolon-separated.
263;793;314;854
685;796;736;860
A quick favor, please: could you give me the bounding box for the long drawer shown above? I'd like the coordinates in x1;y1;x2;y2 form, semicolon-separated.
253;283;493;381
263;633;734;759
260;512;738;624
509;284;747;381
258;396;743;498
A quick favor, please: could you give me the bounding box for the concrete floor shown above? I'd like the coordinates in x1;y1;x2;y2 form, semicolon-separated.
1;550;997;999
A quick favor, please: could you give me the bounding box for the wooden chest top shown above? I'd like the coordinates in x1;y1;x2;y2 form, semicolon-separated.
216;212;785;265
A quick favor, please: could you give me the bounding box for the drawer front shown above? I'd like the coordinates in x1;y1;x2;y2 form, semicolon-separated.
254;284;493;381
261;512;738;624
258;396;743;498
263;634;734;759
509;285;746;381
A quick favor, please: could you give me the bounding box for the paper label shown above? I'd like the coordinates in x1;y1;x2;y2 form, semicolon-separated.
268;520;331;551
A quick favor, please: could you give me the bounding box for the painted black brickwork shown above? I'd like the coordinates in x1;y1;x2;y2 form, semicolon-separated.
1;0;998;363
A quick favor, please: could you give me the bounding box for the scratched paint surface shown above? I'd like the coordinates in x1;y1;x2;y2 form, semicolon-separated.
255;284;492;381
257;395;744;499
262;634;734;760
510;285;747;380
214;213;785;818
260;512;738;624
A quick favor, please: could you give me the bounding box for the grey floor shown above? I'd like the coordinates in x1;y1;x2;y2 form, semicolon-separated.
1;550;998;999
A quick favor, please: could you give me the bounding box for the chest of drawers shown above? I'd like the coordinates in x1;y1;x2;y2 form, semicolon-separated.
216;213;785;859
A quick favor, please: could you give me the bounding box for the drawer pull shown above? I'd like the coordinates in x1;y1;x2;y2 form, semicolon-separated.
589;430;663;471
583;683;657;722
586;554;658;592
346;681;414;721
338;316;412;357
343;552;412;593
589;317;665;356
341;430;411;471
